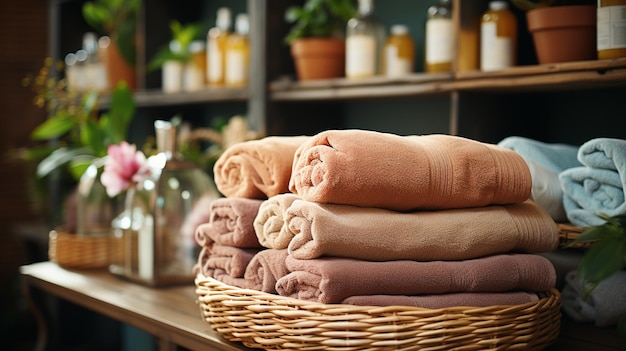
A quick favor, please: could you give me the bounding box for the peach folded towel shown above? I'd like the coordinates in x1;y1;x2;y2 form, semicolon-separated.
276;254;556;304
196;244;259;278
342;291;539;309
286;199;559;261
254;193;301;249
289;130;531;211
214;136;310;199
194;197;264;248
243;249;290;293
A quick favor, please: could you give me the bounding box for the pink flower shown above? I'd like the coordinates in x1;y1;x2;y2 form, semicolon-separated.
101;141;150;197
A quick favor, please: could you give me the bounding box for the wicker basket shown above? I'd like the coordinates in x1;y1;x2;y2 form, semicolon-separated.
48;229;112;269
195;274;562;351
557;223;591;249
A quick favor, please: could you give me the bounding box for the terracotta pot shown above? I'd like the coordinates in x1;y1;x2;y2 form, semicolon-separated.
526;5;596;64
104;41;137;91
291;38;345;81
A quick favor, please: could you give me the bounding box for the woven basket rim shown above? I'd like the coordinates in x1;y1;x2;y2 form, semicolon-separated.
195;273;562;351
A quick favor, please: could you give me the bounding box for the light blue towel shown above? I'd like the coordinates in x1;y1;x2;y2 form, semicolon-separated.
497;136;581;173
560;138;626;226
498;136;581;222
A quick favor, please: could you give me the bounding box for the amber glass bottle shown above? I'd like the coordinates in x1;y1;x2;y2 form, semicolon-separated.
425;0;454;73
480;1;517;71
597;0;626;59
383;25;415;77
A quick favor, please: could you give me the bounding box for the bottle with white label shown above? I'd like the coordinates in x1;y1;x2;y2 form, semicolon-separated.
225;13;250;87
346;0;386;79
480;1;517;72
383;25;414;77
425;0;454;73
597;0;626;59
207;7;231;86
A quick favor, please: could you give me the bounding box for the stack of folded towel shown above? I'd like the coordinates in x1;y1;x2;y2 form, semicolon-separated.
199;130;560;309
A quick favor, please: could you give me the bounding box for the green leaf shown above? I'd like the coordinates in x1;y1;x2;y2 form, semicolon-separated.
68;156;97;180
36;147;92;178
31;115;75;140
578;235;626;297
106;82;135;140
80;119;106;156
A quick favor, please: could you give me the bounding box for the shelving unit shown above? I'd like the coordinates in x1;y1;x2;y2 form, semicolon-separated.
48;0;626;144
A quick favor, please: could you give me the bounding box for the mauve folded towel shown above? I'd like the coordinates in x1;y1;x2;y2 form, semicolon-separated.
243;248;290;293
342;291;539;309
560;138;626;226
196;244;259;278
194;197;264;248
254;193;301;249
289;130;531;211
214;136;310;199
286;199;558;261
276;254;555;303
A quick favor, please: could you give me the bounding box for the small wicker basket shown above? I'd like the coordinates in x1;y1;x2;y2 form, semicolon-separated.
557;223;591;249
48;229;112;269
195;274;562;351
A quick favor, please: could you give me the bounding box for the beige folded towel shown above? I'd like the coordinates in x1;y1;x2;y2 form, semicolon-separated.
214;136;310;199
289;130;531;211
342;292;540;309
286;199;559;261
253;193;301;249
194;197;264;249
276;254;556;304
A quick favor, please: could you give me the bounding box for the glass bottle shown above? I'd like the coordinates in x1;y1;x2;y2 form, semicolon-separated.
110;120;221;286
425;0;454;73
184;40;207;91
597;0;626;59
346;0;386;79
82;32;108;93
225;13;250;87
480;1;517;72
207;7;232;86
383;25;415;77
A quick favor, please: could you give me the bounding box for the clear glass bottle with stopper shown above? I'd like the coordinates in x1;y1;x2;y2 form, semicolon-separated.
346;0;386;79
109;120;221;287
425;0;454;73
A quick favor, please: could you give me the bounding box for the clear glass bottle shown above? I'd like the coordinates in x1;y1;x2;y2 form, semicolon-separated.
82;32;108;93
346;0;386;79
109;120;221;286
383;25;415;77
207;7;232;86
597;0;626;59
225;13;250;87
480;1;517;72
425;0;454;73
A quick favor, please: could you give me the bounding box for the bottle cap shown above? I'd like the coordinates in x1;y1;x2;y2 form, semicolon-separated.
235;14;249;35
216;7;231;30
489;1;508;10
390;25;408;36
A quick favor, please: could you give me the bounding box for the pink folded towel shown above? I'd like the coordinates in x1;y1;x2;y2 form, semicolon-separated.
342;291;540;309
289;130;531;211
214;136;310;199
275;254;556;303
286;199;559;261
194;197;264;248
254;193;301;249
194;245;261;287
243;249;290;293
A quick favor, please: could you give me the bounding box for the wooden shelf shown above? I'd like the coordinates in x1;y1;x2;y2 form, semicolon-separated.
269;58;626;101
99;87;249;109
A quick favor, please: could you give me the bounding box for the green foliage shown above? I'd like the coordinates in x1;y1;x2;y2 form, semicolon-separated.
570;213;626;298
82;0;141;66
284;0;357;45
147;20;205;72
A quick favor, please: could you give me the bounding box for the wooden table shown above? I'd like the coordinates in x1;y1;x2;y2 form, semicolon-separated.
20;261;624;351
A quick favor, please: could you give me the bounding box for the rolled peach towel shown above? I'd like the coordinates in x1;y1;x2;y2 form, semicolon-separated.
214;136;310;199
342;291;540;309
286;199;559;261
275;254;556;304
195;246;258;289
243;248;290;293
289;130;531;211
195;197;264;248
254;193;301;249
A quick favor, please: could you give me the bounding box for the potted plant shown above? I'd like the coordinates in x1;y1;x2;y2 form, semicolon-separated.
511;0;596;64
82;0;141;91
284;0;356;80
